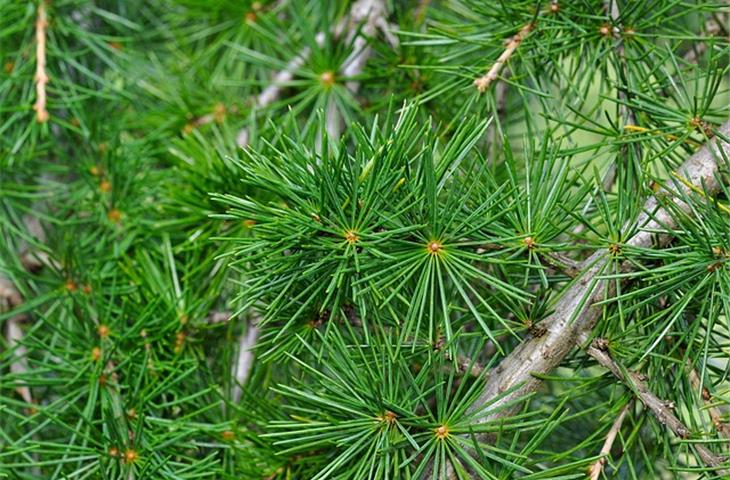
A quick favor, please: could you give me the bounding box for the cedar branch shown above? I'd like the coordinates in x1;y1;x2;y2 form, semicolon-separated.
586;341;727;471
460;121;730;466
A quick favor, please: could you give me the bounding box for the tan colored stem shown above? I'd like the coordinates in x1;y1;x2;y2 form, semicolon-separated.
586;342;727;471
474;23;533;93
688;369;730;439
588;401;632;480
33;2;49;123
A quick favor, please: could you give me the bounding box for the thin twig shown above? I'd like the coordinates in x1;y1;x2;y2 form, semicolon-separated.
236;32;326;147
33;1;49;123
232;3;393;392
1;212;50;407
341;0;392;94
683;14;730;64
327;0;392;140
588;401;632;480
231;315;261;403
541;251;581;277
586;341;727;471
206;310;232;324
688;368;730;439
474;22;534;93
573;0;638;235
236;0;392;145
1;278;32;405
601;0;638;193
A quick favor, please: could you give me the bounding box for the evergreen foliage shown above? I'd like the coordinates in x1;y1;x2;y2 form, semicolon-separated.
1;0;730;478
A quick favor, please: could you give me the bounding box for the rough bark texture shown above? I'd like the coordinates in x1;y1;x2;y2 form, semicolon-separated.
469;121;730;426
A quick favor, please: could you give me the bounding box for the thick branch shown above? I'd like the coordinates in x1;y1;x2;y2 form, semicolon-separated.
33;1;49;123
465;120;730;446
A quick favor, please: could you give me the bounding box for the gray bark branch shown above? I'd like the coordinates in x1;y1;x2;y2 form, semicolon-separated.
453;121;730;474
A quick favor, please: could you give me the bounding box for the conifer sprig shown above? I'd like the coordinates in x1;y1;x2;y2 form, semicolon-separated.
1;1;729;478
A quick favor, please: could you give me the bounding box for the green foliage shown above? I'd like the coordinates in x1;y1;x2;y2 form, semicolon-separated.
1;0;730;479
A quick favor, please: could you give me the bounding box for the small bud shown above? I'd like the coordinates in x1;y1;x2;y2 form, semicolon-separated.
344;230;359;245
593;338;610;351
474;75;490;93
320;71;336;88
377;411;397;427
174;331;186;352
107;209;122;223
221;430;235;441
434;424;449;440
36;110;49;123
123;449;138;463
99;180;111;192
91;346;102;361
213;103;226;123
427;240;443;256
702;388;711;401
98;324;110;338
